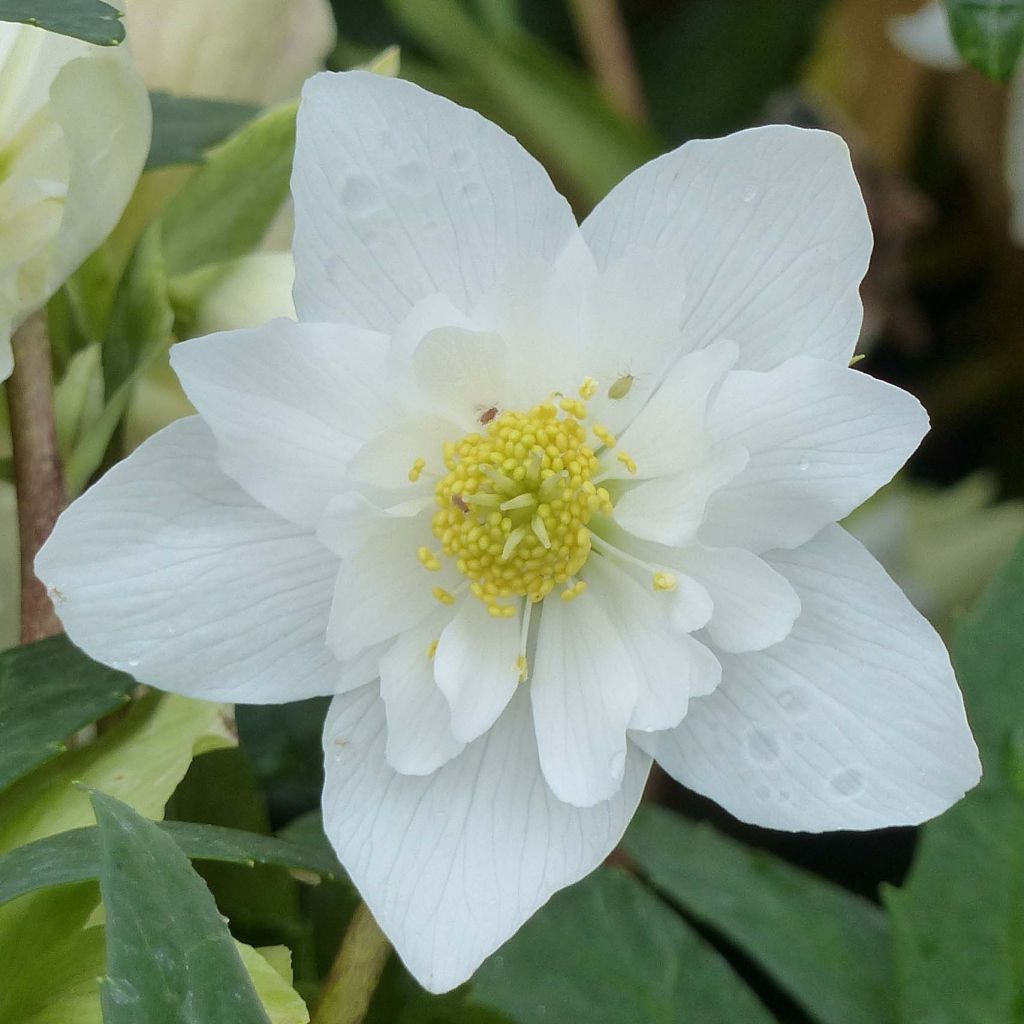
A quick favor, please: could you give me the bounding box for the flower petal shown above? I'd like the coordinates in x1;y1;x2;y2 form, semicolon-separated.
292;71;580;330
701;358;928;552
36;418;341;702
345;414;463;492
171;319;394;528
677;546;801;654
889;1;963;71
434;598;522;743
317;491;434;560
321;685;651;992
325;514;458;662
530;595;639;806
380;615;465;775
581;126;871;371
613;441;748;548
587;557;720;733
644;525;981;831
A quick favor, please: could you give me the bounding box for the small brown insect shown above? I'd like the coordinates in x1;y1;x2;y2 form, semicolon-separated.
452;495;470;513
479;405;498;424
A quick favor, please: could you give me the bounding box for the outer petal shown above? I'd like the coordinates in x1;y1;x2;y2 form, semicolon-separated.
1007;71;1024;246
645;526;981;832
701;359;929;553
889;1;964;71
434;599;521;743
380;615;464;775
171;319;394;527
36;418;341;702
292;71;581;330
587;557;720;733
321;685;651;992
530;595;639;806
581;126;871;371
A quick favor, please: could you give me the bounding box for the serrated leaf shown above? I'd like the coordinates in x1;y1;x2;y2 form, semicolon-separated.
945;0;1024;79
92;790;272;1024
470;868;776;1024
0;635;134;794
147;92;261;171
884;541;1024;1023
160;102;297;278
623;806;893;1024
0;0;124;46
0;819;341;910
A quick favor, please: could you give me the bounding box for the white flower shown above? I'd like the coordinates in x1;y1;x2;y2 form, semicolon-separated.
37;72;981;992
124;0;336;104
891;1;1024;244
0;23;150;380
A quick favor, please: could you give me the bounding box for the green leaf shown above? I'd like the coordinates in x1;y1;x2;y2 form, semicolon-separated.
160;102;297;278
66;222;174;493
884;540;1024;1023
623;806;893;1024
92;790;272;1024
0;635;134;794
0;819;342;910
945;0;1024;79
470;868;776;1024
147;92;261;171
0;0;124;46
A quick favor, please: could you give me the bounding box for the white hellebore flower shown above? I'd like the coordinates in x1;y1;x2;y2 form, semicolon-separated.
0;24;150;380
37;72;981;992
891;1;1024;244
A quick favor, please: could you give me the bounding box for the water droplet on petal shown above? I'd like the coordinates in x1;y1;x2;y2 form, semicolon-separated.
339;176;382;217
394;160;429;192
830;768;864;797
742;187;758;203
778;688;813;715
798;455;811;472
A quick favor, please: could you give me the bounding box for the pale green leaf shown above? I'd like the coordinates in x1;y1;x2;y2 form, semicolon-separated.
945;0;1024;79
147;92;260;171
0;0;124;45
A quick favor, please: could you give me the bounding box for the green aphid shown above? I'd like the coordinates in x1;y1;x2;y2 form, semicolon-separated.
607;373;635;401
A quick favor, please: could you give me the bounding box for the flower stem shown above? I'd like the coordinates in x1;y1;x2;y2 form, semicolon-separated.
313;902;391;1024
6;311;66;643
566;0;648;124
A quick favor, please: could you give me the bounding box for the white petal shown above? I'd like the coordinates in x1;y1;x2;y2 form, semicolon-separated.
36;418;341;702
380;615;464;775
582;126;871;371
613;442;748;547
1006;72;1024;246
530;596;639;806
292;71;581;330
645;525;980;832
702;358;928;552
321;685;651;992
171;319;394;527
434;598;521;743
317;491;434;560
677;546;801;654
587;557;720;733
193;251;297;335
889;2;963;70
611;340;739;480
346;414;463;492
326;514;458;661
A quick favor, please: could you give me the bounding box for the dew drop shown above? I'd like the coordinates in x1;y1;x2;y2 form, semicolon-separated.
339;175;381;217
127;658;141;669
742;187;758;203
394;160;429;192
798;455;811;472
745;728;780;765
830;768;864;797
778;688;813;715
754;784;772;801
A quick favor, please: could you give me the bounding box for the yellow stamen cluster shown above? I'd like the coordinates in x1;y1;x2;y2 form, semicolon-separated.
431;400;612;615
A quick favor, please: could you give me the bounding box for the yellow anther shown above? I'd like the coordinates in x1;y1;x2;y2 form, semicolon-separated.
592;424;616;448
608;373;635;401
560;579;587;602
578;377;598;400
559;396;588;419
427;640;439;659
408;457;427;482
432;586;456;605
617;451;638;474
849;353;866;367
653;572;678;593
417;546;442;571
516;654;529;681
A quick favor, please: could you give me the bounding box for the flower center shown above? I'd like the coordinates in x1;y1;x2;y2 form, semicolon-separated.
428;397;614;617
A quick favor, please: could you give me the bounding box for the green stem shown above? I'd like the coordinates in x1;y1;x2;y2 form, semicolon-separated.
6;311;66;643
313;902;391;1024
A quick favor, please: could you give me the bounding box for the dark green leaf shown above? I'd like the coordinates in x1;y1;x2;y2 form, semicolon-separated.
147;92;261;171
885;540;1024;1023
470;868;776;1024
91;791;272;1024
0;818;341;910
0;635;134;794
945;0;1024;79
623;806;893;1024
160;102;297;278
0;0;124;46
